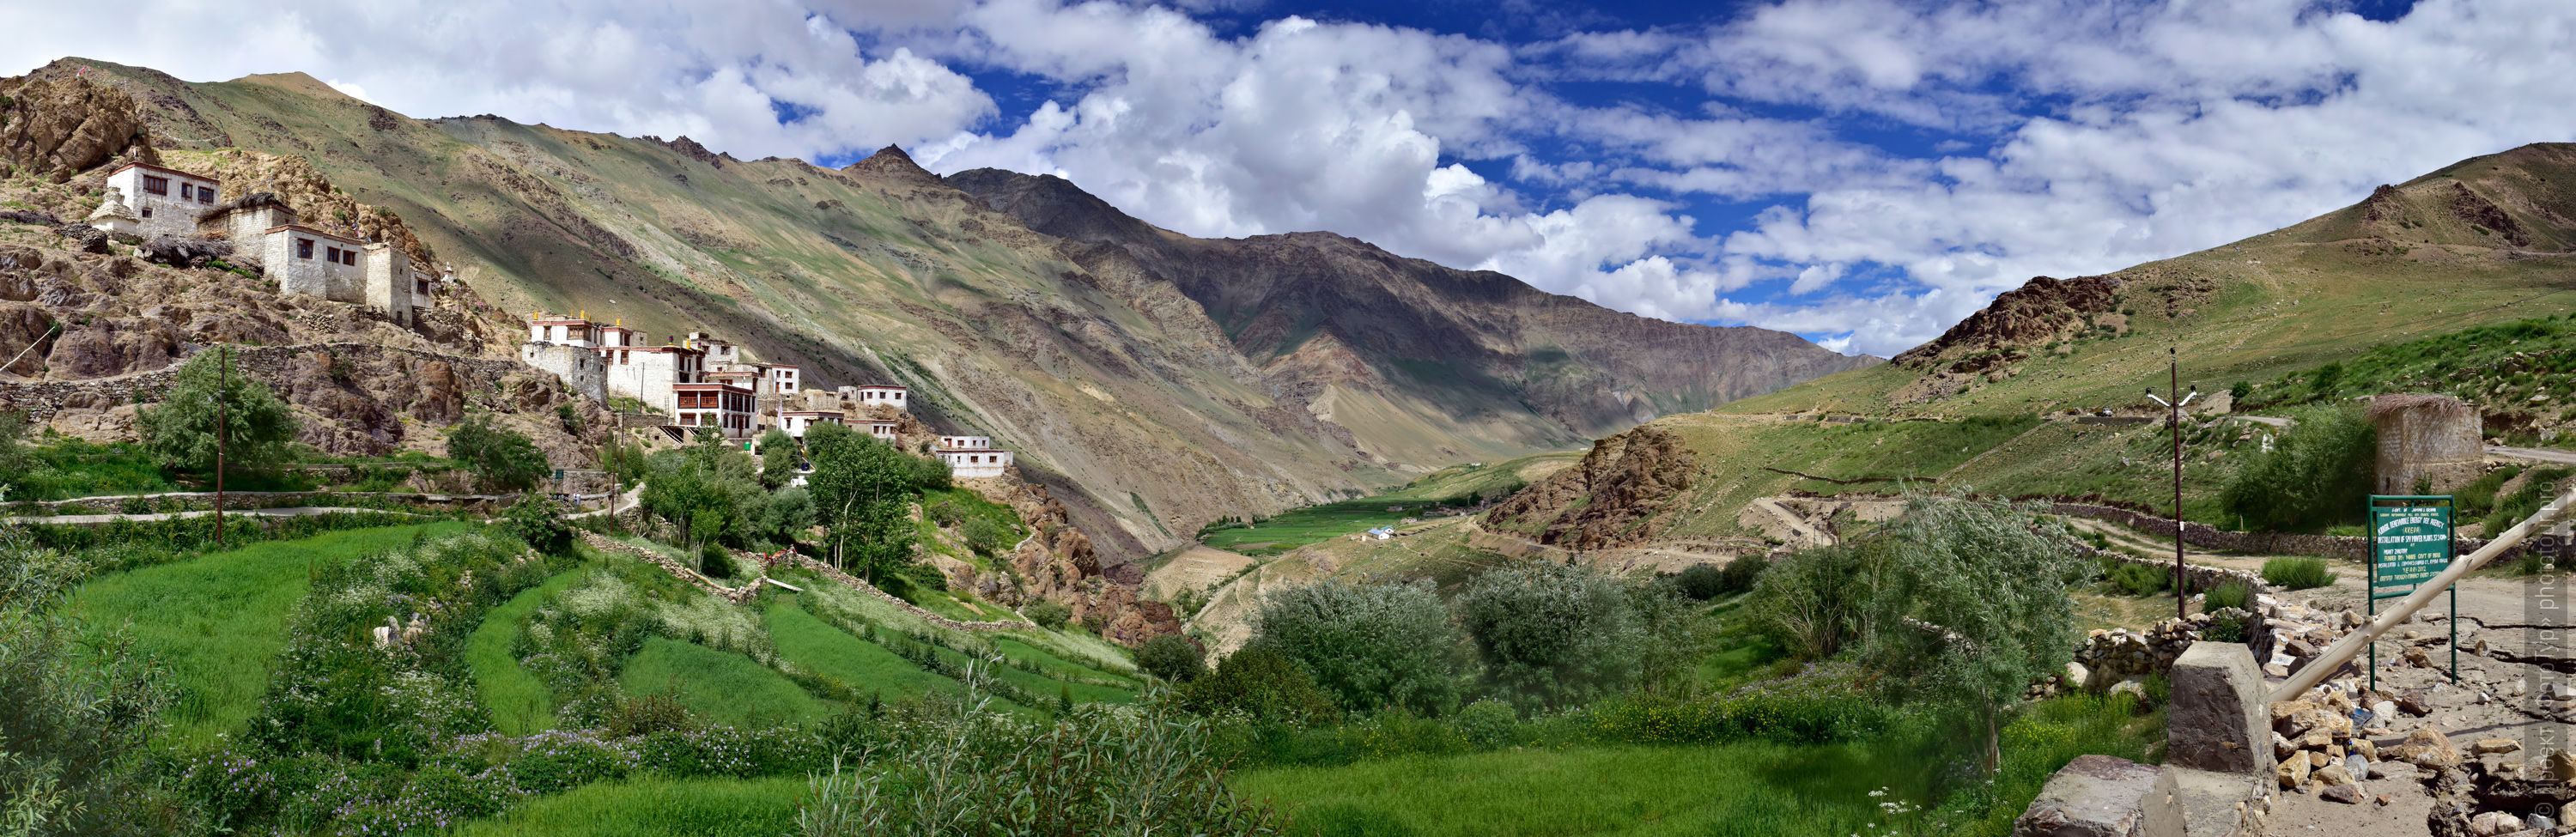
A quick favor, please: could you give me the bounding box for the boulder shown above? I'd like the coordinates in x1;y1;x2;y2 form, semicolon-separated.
2013;755;2183;837
2474;738;2522;755
2313;764;2356;786
2277;755;2312;789
2398;690;2436;716
2168;642;2268;773
2468;810;2524;836
2320;783;2363;804
2549;749;2576;781
2390;728;2463;768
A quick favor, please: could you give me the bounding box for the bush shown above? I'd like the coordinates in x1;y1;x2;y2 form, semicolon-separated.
1745;543;1878;659
2220;403;2375;532
1718;555;1768;595
2261;557;2334;590
1136;634;1208;684
2105;561;2169;596
1252;579;1462;715
1024;600;1070;629
501;491;573;555
1674;563;1726;600
2203;581;2251;612
961;516;1008;557
448;415;551;494
699;542;735;579
1182;646;1340;723
1458;561;1666;711
0;562;181;834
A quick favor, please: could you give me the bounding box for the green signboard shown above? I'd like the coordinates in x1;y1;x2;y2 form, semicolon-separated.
2368;496;2453;599
2368;495;2457;688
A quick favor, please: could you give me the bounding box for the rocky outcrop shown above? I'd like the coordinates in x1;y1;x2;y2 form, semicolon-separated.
1482;425;1694;549
2449;182;2529;246
956;473;1182;646
1893;274;2121;367
0;70;157;180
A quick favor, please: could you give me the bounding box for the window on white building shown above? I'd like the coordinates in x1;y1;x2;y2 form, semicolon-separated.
142;175;168;196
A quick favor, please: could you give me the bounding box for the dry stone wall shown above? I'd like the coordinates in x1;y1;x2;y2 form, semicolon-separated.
2050;502;2542;563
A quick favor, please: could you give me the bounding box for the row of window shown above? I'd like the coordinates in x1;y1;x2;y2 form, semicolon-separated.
292;239;364;265
138;176;218;204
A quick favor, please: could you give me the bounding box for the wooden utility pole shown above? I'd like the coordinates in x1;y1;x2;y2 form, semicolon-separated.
215;343;228;548
2144;348;2196;620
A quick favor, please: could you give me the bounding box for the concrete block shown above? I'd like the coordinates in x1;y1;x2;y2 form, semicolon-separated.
2014;755;2184;837
2170;641;2268;774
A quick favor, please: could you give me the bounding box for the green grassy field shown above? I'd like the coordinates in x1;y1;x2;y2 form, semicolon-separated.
468;567;586;735
1240;742;1936;837
619;637;834;727
1238;694;2161;837
450;777;803;837
763;599;969;701
66;522;469;746
1200;501;1448;556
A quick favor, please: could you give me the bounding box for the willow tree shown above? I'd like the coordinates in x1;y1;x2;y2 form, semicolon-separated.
1862;492;2091;773
805;423;915;583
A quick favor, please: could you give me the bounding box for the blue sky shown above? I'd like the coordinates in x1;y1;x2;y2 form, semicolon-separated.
8;0;2573;356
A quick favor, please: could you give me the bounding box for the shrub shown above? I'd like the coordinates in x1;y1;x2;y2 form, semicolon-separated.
2260;557;2334;590
2105;561;2169;596
1136;634;1208;684
1745;543;1879;659
0;590;180;834
448;415;551;494
1252;579;1462;715
2220;403;2375;532
1674;563;1726;600
1717;555;1768;595
2202;581;2251;613
1448;699;1522;749
501;491;573;555
1024;600;1070;629
961;516;1008;557
1181;646;1339;723
700;542;735;579
1458;561;1666;710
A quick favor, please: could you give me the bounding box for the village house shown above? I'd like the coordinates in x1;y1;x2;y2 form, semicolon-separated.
779;409;842;438
849;384;908;410
936;435;991;451
671;381;757;438
939;446;1012;479
862;421;897;441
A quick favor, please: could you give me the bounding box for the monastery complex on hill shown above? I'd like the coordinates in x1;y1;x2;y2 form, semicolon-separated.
84;160;1014;480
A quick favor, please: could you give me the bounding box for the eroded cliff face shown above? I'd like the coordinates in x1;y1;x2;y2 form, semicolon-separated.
0;70;158;180
1482;425;1694;550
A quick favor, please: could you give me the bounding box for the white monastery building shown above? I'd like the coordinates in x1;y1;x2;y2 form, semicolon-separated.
863;421;897;441
936;435;991;451
88;163;423;324
851;385;908;409
671;382;757;438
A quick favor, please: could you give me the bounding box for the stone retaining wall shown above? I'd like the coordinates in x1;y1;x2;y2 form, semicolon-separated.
6;489;524;516
2051;502;2540;563
0;341;522;422
579;531;761;604
786;554;1027;633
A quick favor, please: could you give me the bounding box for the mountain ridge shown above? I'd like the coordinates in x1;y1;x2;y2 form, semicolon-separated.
9;56;1871;563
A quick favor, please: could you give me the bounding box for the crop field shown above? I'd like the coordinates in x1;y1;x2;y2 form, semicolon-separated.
66;522;470;746
468;567;588;735
449;777;803;837
619;637;835;727
1200;501;1449;556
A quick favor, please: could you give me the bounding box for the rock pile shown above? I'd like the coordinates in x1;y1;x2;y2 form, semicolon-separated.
2060;607;2258;694
2260;597;2367;679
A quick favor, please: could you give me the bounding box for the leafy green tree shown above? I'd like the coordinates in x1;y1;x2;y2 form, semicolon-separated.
639;433;767;550
760;485;817;545
1859;494;2092;773
136;346;298;476
1024;599;1071;629
447;415;551;493
805;423;916;583
1459;561;1664;710
1250;579;1461;715
756;429;799;490
2220;402;2376;531
1746;543;1886;660
501;491;572;555
1134;634;1207;684
1178;646;1339;723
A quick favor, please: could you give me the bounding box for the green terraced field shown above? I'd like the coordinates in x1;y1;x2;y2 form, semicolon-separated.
619;637;833;727
468;567;586;735
67;523;470;746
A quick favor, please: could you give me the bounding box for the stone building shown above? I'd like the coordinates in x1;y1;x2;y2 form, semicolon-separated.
937;435;991;451
519;342;606;403
2368;394;2482;494
105;162;219;238
862;421;897;441
191;188;418;324
765;364;799;397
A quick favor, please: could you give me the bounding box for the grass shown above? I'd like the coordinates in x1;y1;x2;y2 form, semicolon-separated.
2261;556;2336;590
763;599;967;701
467;567;586;736
1240;742;1938;837
1237;694;2161;837
992;636;1139;687
618;637;834;727
66;522;470;747
449;777;803;837
1200;500;1446;556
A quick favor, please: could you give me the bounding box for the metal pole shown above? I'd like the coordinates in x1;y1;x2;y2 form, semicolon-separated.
216;344;227;548
2271;486;2576;702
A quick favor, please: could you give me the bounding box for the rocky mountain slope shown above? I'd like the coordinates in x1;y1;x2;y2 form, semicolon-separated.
3;57;1867;565
1479;143;2576;547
